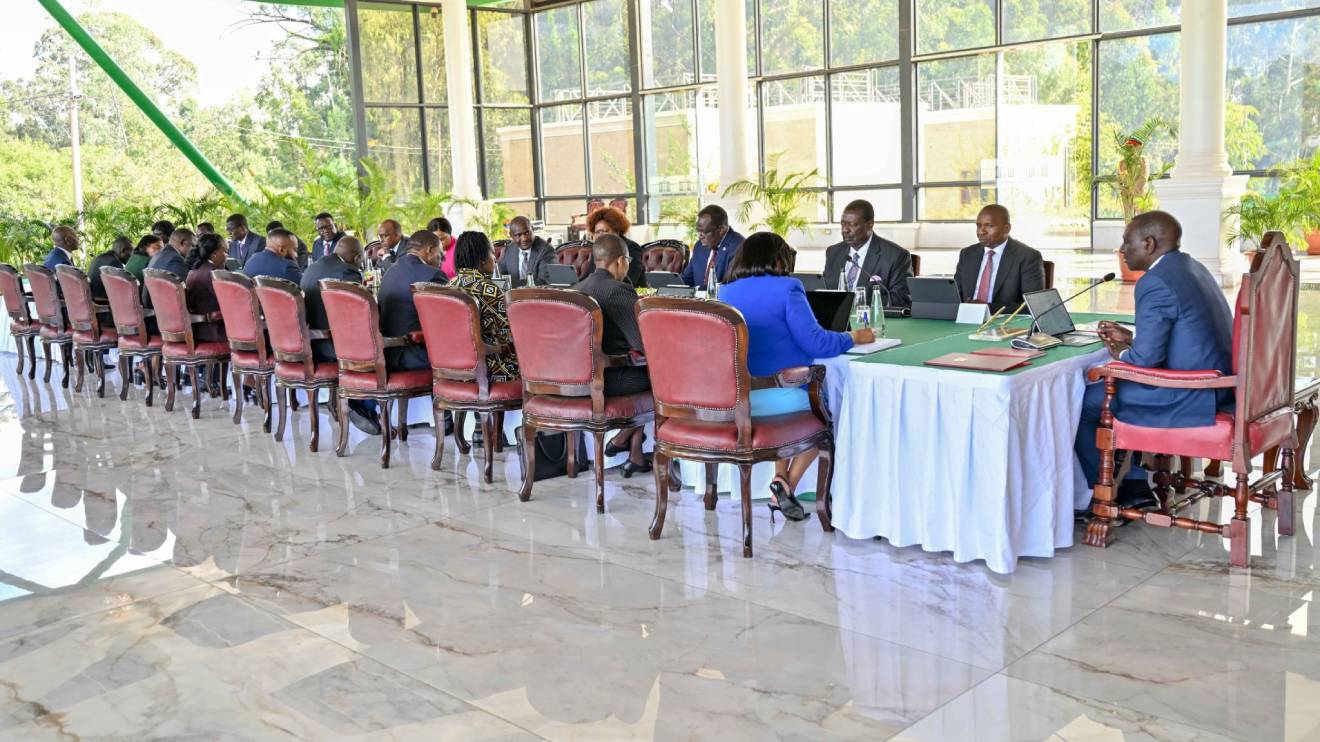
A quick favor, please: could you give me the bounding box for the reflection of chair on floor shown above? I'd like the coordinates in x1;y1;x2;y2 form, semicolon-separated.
1085;233;1300;567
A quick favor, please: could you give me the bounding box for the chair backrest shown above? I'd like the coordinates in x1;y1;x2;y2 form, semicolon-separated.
1043;259;1055;289
492;239;510;263
507;287;606;409
23;264;64;330
412;283;497;394
637;296;754;446
910;253;922;277
319;279;388;384
144;268;195;348
0;264;31;323
254;276;315;377
555;241;595;279
1233;232;1299;464
640;240;688;273
213;270;268;362
55;265;101;336
101;267;151;341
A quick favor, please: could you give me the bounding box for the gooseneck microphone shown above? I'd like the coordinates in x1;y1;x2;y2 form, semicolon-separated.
1029;272;1116;332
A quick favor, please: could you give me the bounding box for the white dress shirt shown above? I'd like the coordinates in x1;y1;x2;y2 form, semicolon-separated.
843;236;873;291
974;239;1008;301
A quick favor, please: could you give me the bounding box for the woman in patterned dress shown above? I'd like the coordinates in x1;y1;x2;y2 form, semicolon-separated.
450;231;519;381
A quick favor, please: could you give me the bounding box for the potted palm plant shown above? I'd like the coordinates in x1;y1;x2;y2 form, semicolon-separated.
722;162;822;241
1279;151;1320;255
1109;119;1176;281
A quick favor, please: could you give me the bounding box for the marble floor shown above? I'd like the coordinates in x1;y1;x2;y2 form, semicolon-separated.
0;270;1319;739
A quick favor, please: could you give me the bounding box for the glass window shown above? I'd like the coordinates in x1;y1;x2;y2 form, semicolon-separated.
829;0;899;67
1002;0;1090;43
1100;0;1178;33
482;108;535;199
919;185;998;219
540;104;587;196
830;68;902;186
477;11;530;104
419;5;446;104
917;54;996;183
536;6;582;102
544;199;587;224
589;97;635;193
641;0;697;88
1097;33;1179;178
583;0;632;93
643;90;719;224
359;3;419;103
759;0;824;74
1229;0;1320;15
833;189;903;221
366;107;424;195
761;76;827;187
917;0;996;54
698;0;717;78
1227;15;1320;170
428;108;454;195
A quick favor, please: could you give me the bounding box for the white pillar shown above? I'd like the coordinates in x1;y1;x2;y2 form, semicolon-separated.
713;0;755;220
442;0;482;230
1158;0;1248;285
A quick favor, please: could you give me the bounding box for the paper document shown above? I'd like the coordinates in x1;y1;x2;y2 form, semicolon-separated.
845;338;902;355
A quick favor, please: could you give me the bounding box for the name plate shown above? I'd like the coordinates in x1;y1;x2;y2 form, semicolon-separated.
955;303;991;325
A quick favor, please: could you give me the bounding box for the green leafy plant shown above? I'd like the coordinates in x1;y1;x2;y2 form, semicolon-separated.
1225;150;1320;250
1108;118;1177;223
722;162;823;239
465;200;518;240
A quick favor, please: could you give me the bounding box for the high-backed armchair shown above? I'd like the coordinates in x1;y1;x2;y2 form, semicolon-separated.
213;270;275;430
55;265;117;396
254;276;340;451
144;268;231;418
555;240;595;280
0;264;40;379
101;267;163;405
640;240;688;274
23;264;72;387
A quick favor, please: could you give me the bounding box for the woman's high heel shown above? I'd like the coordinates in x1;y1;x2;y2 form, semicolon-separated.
621;458;653;478
605;432;646;458
769;477;808;521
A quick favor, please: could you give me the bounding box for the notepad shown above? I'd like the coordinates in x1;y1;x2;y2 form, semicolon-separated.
845;338;902;355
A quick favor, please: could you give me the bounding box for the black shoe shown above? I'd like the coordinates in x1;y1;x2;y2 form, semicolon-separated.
605;432;646;458
769;478;808;521
1116;479;1159;511
621;459;653;478
347;403;382;435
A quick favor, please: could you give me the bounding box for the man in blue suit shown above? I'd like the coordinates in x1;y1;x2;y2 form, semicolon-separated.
43;225;80;271
242;229;303;284
681;205;743;288
225;214;266;267
141;228;192;309
311;212;346;262
1075;211;1234;510
378;230;445;372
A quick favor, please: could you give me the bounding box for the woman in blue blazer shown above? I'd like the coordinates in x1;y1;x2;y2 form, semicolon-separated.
720;232;873;521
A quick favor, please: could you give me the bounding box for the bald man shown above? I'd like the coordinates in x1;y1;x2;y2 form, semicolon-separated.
1074;210;1234;511
499;216;555;286
44;225;80;271
242;229;303;283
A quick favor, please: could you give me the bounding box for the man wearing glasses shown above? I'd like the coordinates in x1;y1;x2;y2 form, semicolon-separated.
682;205;744;289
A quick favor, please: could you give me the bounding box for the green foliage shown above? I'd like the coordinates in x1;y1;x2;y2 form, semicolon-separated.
466;201;519;239
0;213;59;269
723;164;822;240
1226;151;1320;248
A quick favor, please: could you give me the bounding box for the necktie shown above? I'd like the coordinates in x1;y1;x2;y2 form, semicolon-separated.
519;250;528;280
845;250;860;290
702;247;718;286
976;249;995;303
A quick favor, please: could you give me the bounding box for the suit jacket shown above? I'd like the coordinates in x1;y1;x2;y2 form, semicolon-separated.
141;245;188;308
580;237;647;288
682;229;743;287
953;237;1045;314
573;269;644;355
1113;250;1234;429
301;254;363;362
228;233;267;267
499;237;556;286
378;241;406;275
87;250;123;303
242;249;302;284
822;233;914;308
312;231;346;262
185;263;226;342
42;246;73;272
378;252;445;370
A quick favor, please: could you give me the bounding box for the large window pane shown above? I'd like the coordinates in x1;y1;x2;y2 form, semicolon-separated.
1229;0;1320;15
761;76;827;187
419;6;446;104
540;104;587;196
698;0;717;78
830;68;901;186
427;108;454;195
1097;32;1179;217
641;0;697;88
917;54;996;183
589;97;635;193
536;6;582;102
830;0;899;67
760;0;824;74
366;107;424;195
1100;0;1178;33
834;189;903;221
477;11;530;104
917;0;996;54
643;90;719;224
545;199;587;224
1002;0;1090;43
482;108;534;199
919;185;998;219
583;0;632;93
1227;15;1320;170
360;3;418;103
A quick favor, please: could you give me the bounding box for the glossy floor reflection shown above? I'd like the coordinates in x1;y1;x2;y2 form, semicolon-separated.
0;261;1318;740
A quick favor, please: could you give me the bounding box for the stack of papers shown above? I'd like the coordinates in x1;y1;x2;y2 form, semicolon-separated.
845;338;902;355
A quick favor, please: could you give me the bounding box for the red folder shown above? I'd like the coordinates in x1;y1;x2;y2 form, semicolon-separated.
924;351;1033;372
971;347;1045;361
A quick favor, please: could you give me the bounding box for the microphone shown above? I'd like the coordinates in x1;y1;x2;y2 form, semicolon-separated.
1029;272;1116;332
845;252;907;318
1009;272;1116;350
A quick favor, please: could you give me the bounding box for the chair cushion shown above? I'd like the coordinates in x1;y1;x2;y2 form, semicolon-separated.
231;349;273;371
162;341;231;359
275;360;338;382
73;327;117;345
523;392;653;422
433;378;523;404
118;334;163;351
9;320;35;335
338;368;432;392
657;411;828;452
39;324;70;340
1114;411;1294;463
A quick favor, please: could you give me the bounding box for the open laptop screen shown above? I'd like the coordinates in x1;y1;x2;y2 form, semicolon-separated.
1023;288;1076;337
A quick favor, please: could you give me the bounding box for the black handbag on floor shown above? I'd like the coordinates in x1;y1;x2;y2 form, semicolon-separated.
515;426;591;481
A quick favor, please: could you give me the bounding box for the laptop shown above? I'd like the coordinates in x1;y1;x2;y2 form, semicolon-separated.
909;277;962;320
1021;289;1102;347
805;290;854;332
792;273;826;292
646;271;686;288
542;263;579;287
490;275;511;292
656;285;696;298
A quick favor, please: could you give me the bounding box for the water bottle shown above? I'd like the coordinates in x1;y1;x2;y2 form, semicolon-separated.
707;264;718;299
871;287;886;338
853;286;870;329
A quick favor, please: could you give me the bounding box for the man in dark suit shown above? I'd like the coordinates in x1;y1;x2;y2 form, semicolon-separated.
822;199;914;308
1074;211;1233;510
88;236;134;303
265;221;309;269
378;230;445;371
150;220;175;245
225;213;266;267
681;205;743;288
953;204;1045;314
142;228;192;309
43;225;79;272
311;212;346;262
242;229;303;283
375;219;406;274
500;216;555;286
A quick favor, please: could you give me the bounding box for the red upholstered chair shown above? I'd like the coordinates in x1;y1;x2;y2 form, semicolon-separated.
213;270;274;430
101;267;163;405
55;265;117;397
0;264;40;379
1043;259;1055;289
910;253;922;277
1085;233;1300;567
492;239;510;264
555;240;595;280
319;279;432;467
637;296;836;557
253;276;340;451
23;264;72;387
144;268;231;418
506;287;654;511
412;283;522;482
640;240;688;274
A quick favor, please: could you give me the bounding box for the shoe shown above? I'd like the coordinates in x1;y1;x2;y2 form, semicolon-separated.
605;432;646;458
621;458;653;478
1116;479;1159;511
769;477;808;521
347;404;382;435
443;411;454;436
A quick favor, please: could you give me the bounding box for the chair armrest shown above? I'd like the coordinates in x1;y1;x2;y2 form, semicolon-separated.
381;334;422;348
751;365;824;390
1088;362;1237;389
308;329;331;341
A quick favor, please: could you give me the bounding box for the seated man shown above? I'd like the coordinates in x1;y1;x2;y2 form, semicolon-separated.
499;216;555;286
242;229;303;283
88;236;133;304
265;220;310;269
225;213;266;267
44;225;80;273
822;199;914;308
954;204;1045;314
311;212;346;262
1074;210;1234;511
682;205;743;288
378;230;446;372
142;228;192;309
301;235;381;435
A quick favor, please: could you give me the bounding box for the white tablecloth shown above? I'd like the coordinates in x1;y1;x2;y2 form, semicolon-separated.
831;348;1108;574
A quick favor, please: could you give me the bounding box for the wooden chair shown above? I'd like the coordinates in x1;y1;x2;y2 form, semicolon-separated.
0;264;41;379
55;265;117;397
143;268;231;418
1085;233;1300;567
637;296;836;557
319;279;432;468
910;253;922;277
640;239;688;274
101;267;163;406
22;264;72;387
412;284;523;482
492;239;510;264
213;270;275;430
506;287;654;511
253;276;340;451
1043;259;1055;289
554;240;595;280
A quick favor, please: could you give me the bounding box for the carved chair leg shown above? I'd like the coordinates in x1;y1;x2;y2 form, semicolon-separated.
454;410;470;454
1229;472;1251;568
164;363;178;412
593;430;606;513
518;423;537;502
650;450;669;540
335;393;350;457
817;442;835;532
190;365;203;419
41;340;52;383
144;357;156;407
24;335;36;379
220;363;230;401
1085;421;1118;549
1152;454;1174;510
1277;448;1295;537
308;389;320;453
274;384;289;441
493;412;506;452
396;397;408;442
231;368;244;424
703;463;718;510
118;354;130;401
1175;456;1192;494
95;351;106;398
738;463;754;558
14;334;24;376
59;343;71;388
431;401;446;471
566;431;578;479
328;388;339;423
262;376;273;433
1294;402;1317;490
483;411;496;484
379;399;394;469
74;348;86;393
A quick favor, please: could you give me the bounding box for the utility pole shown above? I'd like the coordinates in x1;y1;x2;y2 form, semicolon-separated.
69;52;84;229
